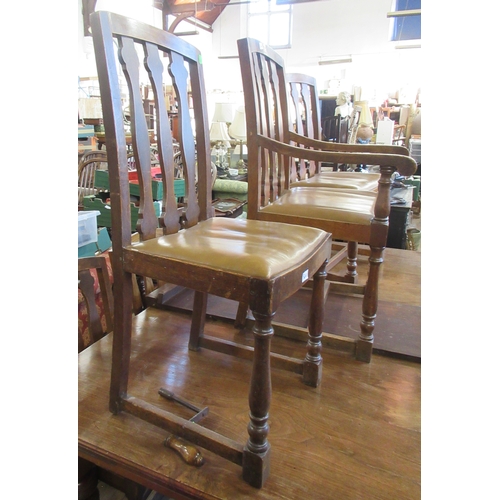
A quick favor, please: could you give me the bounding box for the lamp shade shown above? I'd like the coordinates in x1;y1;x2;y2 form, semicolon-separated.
229;106;247;141
233;144;248;155
356;100;373;128
212;102;234;123
209;121;231;147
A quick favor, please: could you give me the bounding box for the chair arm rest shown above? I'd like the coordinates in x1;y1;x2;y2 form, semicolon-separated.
259;135;417;177
289;131;410;156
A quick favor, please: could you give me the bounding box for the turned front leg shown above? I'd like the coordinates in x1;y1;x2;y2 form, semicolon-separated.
345;241;358;283
357;165;391;362
242;311;273;488
303;260;327;387
357;246;384;362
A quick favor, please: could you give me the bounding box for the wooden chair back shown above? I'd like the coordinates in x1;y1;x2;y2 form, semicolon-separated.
287;73;321;142
333;115;349;143
285;72;409;177
78;255;113;353
286;74;354;173
286;72;322;181
78;150;108;206
237;38;295;216
91;11;213;254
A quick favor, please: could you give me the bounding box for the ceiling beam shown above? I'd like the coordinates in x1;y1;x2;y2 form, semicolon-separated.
164;1;217;14
276;0;326;4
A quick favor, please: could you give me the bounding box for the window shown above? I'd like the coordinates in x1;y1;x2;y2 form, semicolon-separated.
390;0;421;42
248;0;292;49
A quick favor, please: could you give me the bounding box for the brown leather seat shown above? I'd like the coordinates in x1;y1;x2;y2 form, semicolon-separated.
128;217;330;279
259;187;376;225
291;172;381;191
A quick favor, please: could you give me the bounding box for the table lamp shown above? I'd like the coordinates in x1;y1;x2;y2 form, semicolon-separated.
210;120;232;175
355;100;374;143
212;102;234;126
228;106;247;173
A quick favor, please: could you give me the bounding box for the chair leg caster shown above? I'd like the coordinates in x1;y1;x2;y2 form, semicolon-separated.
242;445;271;488
355;338;373;363
302;359;322;387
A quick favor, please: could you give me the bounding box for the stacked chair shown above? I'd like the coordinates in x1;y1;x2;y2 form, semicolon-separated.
236;37;417;363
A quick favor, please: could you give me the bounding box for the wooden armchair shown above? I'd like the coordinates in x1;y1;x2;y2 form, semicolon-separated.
285;73;415;291
237;38;417;363
78;150;108;207
90;11;332;488
286;72;410;191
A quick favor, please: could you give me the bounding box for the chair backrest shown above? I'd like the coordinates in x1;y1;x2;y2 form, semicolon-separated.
286;73;321;143
393;124;406;146
333;115;349;144
237;38;295;215
78;150;108;206
286;72;322;181
90;11;214;253
78;255;114;353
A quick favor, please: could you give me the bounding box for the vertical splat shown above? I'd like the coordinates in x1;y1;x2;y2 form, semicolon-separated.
288;81;307;182
144;42;180;235
168;51;199;228
118;37;157;240
268;59;286;198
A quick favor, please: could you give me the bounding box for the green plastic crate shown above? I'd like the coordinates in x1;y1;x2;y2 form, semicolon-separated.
402;176;421;202
83;194;161;229
78;227;112;257
94;169;185;201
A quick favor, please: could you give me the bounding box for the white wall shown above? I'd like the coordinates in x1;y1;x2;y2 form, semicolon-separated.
77;0;421;110
210;0;421;104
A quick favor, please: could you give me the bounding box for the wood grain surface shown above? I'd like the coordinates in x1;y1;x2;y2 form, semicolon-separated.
79;306;420;499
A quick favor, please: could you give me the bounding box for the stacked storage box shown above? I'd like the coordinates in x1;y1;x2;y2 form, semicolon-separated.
83;170;185;229
409;138;421;164
78;210;112;257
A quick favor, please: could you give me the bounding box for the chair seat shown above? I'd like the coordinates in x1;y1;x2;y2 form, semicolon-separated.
292;172;380;191
260;187;376;225
127;218;329;280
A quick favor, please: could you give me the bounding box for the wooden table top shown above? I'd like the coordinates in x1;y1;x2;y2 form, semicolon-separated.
79;306;420;499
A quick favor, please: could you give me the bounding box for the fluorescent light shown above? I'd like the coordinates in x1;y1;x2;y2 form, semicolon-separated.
387;9;421;18
319;56;352;65
173;30;199;36
394;41;421;49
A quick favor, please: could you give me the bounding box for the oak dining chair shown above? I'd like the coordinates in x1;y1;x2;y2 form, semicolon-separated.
90;11;332;488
